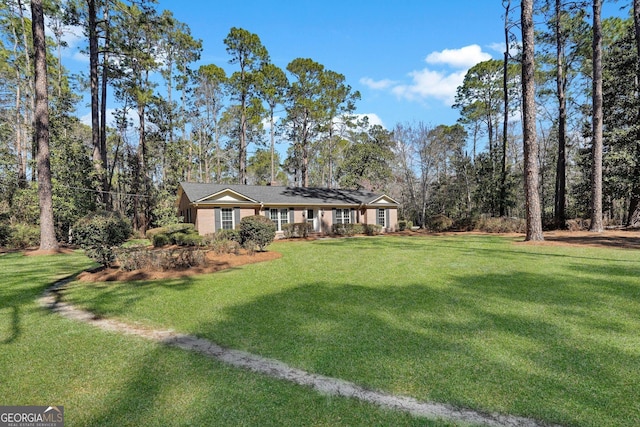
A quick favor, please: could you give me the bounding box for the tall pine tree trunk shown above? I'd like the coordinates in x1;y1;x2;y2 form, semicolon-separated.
500;0;511;217
88;0;107;207
31;0;58;251
100;1;111;208
521;0;544;241
590;0;604;232
554;0;567;229
628;0;640;227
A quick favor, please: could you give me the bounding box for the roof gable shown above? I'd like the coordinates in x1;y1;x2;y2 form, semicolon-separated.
179;182;397;207
368;194;398;205
195;188;257;204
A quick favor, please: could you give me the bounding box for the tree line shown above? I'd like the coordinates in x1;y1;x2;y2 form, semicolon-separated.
0;0;638;249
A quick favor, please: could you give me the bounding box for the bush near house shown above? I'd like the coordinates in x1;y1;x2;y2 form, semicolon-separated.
214;229;241;243
116;247;206;271
239;215;276;251
73;211;131;266
282;222;314;238
332;223;384;236
146;223;202;247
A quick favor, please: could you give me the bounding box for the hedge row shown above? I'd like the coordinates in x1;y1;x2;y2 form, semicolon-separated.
331;223;383;236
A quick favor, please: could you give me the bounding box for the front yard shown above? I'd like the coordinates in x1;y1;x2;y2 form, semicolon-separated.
2;233;640;426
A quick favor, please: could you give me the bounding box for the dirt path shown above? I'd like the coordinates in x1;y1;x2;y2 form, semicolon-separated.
39;277;560;427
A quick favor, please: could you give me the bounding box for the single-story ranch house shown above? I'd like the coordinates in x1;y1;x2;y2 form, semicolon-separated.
177;182;399;236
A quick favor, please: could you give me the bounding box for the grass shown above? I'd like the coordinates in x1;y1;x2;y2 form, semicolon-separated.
0;250;452;427
62;234;640;427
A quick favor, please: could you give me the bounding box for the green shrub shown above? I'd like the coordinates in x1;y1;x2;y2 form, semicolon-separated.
145;223;194;240
452;215;479;231
398;220;407;231
243;240;257;256
153;233;171;247
282;222;314;238
175;233;203;247
239;215;276;251
0;223;12;246
426;215;453;232
331;223;364;236
117;247;206;271
171;232;187;245
476;216;525;233
363;224;383;236
148;224;203;247
9;223;40;249
214;229;241;243
210;239;241;255
73;211;132;267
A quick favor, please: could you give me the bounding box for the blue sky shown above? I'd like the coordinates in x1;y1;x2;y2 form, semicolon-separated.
61;1;627;130
154;0;508;128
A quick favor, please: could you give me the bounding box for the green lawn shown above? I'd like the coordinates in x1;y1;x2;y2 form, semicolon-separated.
0;250;450;427
0;235;640;427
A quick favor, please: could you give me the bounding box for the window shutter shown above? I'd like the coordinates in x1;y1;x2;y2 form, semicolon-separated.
214;207;221;232
376;209;382;226
332;208;337;223
385;209;390;229
289;208;294;223
264;208;270;218
234;208;241;229
350;209;355;223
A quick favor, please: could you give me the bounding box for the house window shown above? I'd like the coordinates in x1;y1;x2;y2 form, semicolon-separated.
377;209;386;227
221;208;234;230
335;208;351;224
270;208;289;231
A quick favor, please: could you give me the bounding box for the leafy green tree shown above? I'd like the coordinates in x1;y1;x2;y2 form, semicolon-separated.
318;70;360;187
454;60;504;159
630;0;640;226
590;0;604;232
454;59;515;217
536;1;590;227
156;9;202;188
73;211;131;267
224;27;269;184
247;148;285;185
194;64;227;182
284;57;327;187
338;123;393;191
256;62;288;184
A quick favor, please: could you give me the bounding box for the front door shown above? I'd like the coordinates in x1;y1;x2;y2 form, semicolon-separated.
306;209;318;232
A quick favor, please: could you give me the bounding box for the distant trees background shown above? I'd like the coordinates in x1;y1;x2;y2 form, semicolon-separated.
0;0;637;244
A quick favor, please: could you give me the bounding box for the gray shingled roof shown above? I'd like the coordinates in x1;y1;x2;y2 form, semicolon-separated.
180;182;396;206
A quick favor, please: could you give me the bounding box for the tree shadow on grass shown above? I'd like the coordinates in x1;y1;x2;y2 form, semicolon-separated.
0;252;93;345
189;272;640;427
63;275;197;319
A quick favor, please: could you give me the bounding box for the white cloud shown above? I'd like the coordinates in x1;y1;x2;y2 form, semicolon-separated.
359;77;397;90
353;113;385;129
392;69;467;104
361;44;495;107
425;44;492;69
72;51;90;63
487;42;506;54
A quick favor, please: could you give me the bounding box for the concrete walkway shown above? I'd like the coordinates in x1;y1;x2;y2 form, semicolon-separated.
40;277;560;427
